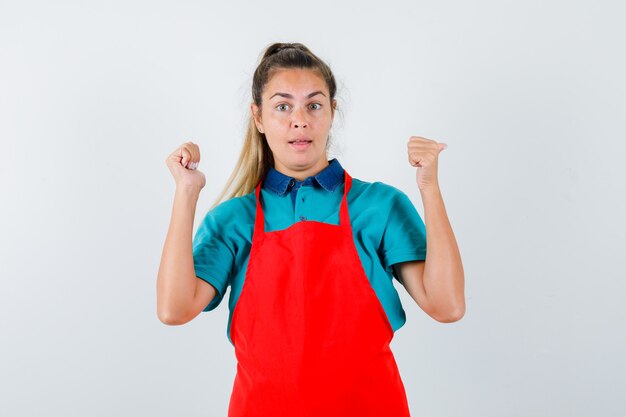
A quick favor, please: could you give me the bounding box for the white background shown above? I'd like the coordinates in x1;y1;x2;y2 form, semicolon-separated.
1;0;625;416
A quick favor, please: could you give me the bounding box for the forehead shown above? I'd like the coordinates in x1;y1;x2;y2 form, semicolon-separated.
264;68;327;97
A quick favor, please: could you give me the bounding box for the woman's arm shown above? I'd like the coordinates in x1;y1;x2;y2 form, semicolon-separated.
156;185;216;325
396;136;465;322
394;184;465;322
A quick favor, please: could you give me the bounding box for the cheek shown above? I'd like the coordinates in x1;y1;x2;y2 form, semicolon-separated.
266;117;289;130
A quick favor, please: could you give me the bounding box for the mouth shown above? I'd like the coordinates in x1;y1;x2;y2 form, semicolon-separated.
288;138;312;150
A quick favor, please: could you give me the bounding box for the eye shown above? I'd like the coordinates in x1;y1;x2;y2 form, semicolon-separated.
275;103;322;112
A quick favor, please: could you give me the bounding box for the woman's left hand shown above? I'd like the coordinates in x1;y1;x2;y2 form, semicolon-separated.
407;135;447;191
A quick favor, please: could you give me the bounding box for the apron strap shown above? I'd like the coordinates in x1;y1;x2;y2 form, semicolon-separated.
254;168;353;235
339;170;352;227
254;180;265;234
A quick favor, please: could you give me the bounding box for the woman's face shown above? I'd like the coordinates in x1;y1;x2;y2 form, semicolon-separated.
251;68;336;180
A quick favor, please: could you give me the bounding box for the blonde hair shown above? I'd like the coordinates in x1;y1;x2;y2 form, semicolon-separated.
208;42;340;211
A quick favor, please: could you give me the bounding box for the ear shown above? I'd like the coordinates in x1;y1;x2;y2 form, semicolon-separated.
251;102;264;134
331;99;337;121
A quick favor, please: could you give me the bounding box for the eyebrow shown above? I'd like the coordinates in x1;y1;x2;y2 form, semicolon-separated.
269;91;326;100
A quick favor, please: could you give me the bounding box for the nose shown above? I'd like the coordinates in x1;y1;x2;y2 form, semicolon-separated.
291;106;308;128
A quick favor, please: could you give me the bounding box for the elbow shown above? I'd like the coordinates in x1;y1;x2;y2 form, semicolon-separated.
431;302;466;323
157;305;190;326
157;313;179;326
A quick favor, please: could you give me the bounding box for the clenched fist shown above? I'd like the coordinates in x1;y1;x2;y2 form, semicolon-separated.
165;141;206;191
407;136;447;191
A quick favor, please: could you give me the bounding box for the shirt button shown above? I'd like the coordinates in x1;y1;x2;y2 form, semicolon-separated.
299;215;307;221
289;179;295;186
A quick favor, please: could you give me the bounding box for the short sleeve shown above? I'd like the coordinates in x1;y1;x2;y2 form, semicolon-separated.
379;190;427;281
192;209;235;311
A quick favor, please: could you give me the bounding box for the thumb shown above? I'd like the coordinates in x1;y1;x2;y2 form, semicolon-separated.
438;143;448;152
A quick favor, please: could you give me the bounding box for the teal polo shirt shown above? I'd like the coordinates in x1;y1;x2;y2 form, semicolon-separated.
192;158;427;347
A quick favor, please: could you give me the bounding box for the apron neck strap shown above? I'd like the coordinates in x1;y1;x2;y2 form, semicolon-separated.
339;170;352;226
254;169;353;234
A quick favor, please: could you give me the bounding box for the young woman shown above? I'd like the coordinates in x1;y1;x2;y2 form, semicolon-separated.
158;42;465;417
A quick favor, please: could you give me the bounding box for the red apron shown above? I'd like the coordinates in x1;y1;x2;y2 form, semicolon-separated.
228;170;411;417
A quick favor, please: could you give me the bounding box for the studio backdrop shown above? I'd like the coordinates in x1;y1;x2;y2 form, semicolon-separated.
1;1;624;416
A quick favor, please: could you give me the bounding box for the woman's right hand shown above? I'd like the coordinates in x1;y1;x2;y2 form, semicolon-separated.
165;141;206;192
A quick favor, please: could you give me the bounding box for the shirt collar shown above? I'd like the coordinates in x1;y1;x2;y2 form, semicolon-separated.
262;158;345;195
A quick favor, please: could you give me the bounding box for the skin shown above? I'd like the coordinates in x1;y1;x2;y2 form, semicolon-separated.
395;136;466;322
157;68;465;325
251;67;337;181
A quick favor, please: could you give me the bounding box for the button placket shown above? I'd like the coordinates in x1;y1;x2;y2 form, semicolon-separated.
295;185;307;221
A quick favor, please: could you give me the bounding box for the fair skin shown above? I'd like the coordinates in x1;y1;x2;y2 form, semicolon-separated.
157;142;211;324
251;67;337;181
157;67;465;325
395;136;466;322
